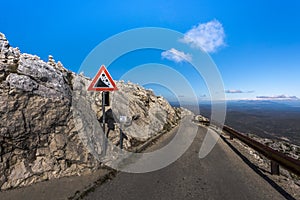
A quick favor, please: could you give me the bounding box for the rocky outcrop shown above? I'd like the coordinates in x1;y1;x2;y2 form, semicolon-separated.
248;135;300;160
0;33;182;190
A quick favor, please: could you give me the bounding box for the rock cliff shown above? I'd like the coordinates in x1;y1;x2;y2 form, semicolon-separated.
0;33;183;190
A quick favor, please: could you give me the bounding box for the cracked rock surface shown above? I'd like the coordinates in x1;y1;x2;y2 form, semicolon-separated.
0;33;183;190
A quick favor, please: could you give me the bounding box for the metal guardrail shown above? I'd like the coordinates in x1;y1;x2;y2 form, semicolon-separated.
222;125;300;176
193;116;300;176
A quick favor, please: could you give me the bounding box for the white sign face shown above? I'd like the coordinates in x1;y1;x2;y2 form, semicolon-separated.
119;116;127;123
87;65;118;91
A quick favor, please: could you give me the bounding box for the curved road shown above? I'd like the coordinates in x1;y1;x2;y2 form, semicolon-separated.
84;118;285;200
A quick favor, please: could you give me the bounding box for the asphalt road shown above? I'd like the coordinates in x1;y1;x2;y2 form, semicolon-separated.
84;118;285;200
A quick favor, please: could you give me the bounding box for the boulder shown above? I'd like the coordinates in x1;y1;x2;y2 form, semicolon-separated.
0;32;184;190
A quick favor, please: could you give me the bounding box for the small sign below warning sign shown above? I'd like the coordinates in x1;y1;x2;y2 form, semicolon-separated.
87;65;118;91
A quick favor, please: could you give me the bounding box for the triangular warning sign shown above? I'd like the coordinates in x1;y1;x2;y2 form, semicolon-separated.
87;65;118;91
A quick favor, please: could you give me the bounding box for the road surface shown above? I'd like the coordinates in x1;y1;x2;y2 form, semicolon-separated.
84;117;285;200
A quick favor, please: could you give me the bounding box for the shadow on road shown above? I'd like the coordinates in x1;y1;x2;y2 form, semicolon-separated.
220;135;295;200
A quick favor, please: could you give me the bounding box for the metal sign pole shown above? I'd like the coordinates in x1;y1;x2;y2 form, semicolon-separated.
102;91;105;134
120;126;123;149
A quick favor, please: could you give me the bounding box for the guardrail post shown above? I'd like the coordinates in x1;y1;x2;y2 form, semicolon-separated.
271;160;280;175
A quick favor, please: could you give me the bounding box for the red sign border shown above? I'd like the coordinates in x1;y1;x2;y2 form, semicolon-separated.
87;65;118;91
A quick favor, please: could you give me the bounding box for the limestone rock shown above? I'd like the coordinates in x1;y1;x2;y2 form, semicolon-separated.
0;33;98;190
0;32;185;190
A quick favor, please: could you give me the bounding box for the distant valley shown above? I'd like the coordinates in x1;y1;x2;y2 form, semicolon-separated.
172;100;300;146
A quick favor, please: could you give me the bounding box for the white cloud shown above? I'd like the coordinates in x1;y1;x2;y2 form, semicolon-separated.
181;19;225;53
161;48;192;63
256;95;299;100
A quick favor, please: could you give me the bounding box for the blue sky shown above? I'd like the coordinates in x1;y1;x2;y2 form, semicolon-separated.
1;0;300;101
